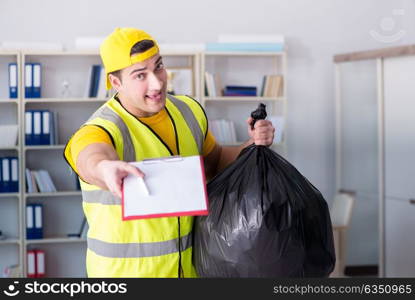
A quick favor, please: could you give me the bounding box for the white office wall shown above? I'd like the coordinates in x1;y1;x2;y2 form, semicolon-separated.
1;0;414;266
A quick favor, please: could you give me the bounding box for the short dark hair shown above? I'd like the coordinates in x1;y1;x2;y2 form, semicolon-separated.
108;39;156;81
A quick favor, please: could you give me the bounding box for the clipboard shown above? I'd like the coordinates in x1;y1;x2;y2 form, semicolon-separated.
122;155;209;220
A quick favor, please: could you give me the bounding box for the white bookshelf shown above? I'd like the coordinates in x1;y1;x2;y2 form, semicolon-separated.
0;51;22;277
201;51;287;152
19;51;110;278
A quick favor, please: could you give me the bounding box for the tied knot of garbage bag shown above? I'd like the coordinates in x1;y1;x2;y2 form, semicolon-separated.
250;103;267;130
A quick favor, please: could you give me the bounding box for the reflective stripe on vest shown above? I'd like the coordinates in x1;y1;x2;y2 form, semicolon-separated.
90;95;203;158
167;95;204;154
88;233;192;258
87;106;136;162
82;189;121;205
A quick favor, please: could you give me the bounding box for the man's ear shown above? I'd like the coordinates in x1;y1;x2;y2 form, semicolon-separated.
109;73;122;91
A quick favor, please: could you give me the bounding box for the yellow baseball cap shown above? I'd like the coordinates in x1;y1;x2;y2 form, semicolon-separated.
100;27;160;89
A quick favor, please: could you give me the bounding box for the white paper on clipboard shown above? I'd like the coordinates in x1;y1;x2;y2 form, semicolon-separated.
122;155;209;220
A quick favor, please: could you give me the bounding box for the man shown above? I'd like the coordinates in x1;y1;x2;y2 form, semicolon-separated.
64;27;275;278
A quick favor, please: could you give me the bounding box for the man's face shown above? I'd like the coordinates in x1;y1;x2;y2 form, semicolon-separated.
113;53;167;117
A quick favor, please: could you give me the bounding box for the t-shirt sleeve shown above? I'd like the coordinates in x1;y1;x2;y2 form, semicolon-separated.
64;125;113;175
202;129;217;157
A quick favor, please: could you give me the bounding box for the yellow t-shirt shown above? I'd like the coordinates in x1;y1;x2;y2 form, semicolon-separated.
65;107;216;174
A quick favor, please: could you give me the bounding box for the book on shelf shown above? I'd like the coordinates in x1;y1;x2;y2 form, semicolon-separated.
96;65;107;99
25;169;35;193
26;203;43;239
0;157;19;193
25;110;59;145
8;63;18;99
223;85;257;97
24;63;42;98
209;120;237;144
85;65;108;99
27;250;45;277
25;168;57;193
261;75;283;97
204;71;214;97
204;71;223;97
214;73;223;97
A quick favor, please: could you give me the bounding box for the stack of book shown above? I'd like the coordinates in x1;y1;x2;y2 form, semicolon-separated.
85;64;107;98
24;63;42;98
8;63;18;98
25;110;58;145
206;34;284;52
25;168;57;193
26;204;43;239
0;157;19;193
223;85;257;97
27;250;45;277
204;71;223;97
210;120;237;144
260;75;284;97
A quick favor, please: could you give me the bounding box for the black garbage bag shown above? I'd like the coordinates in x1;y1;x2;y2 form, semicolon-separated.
193;104;335;277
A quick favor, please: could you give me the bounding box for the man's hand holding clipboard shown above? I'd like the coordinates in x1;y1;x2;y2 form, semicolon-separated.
122;155;209;220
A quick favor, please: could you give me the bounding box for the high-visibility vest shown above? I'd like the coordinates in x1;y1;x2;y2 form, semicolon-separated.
77;94;207;277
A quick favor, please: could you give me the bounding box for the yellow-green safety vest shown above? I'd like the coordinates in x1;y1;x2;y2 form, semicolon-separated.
77;94;208;277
